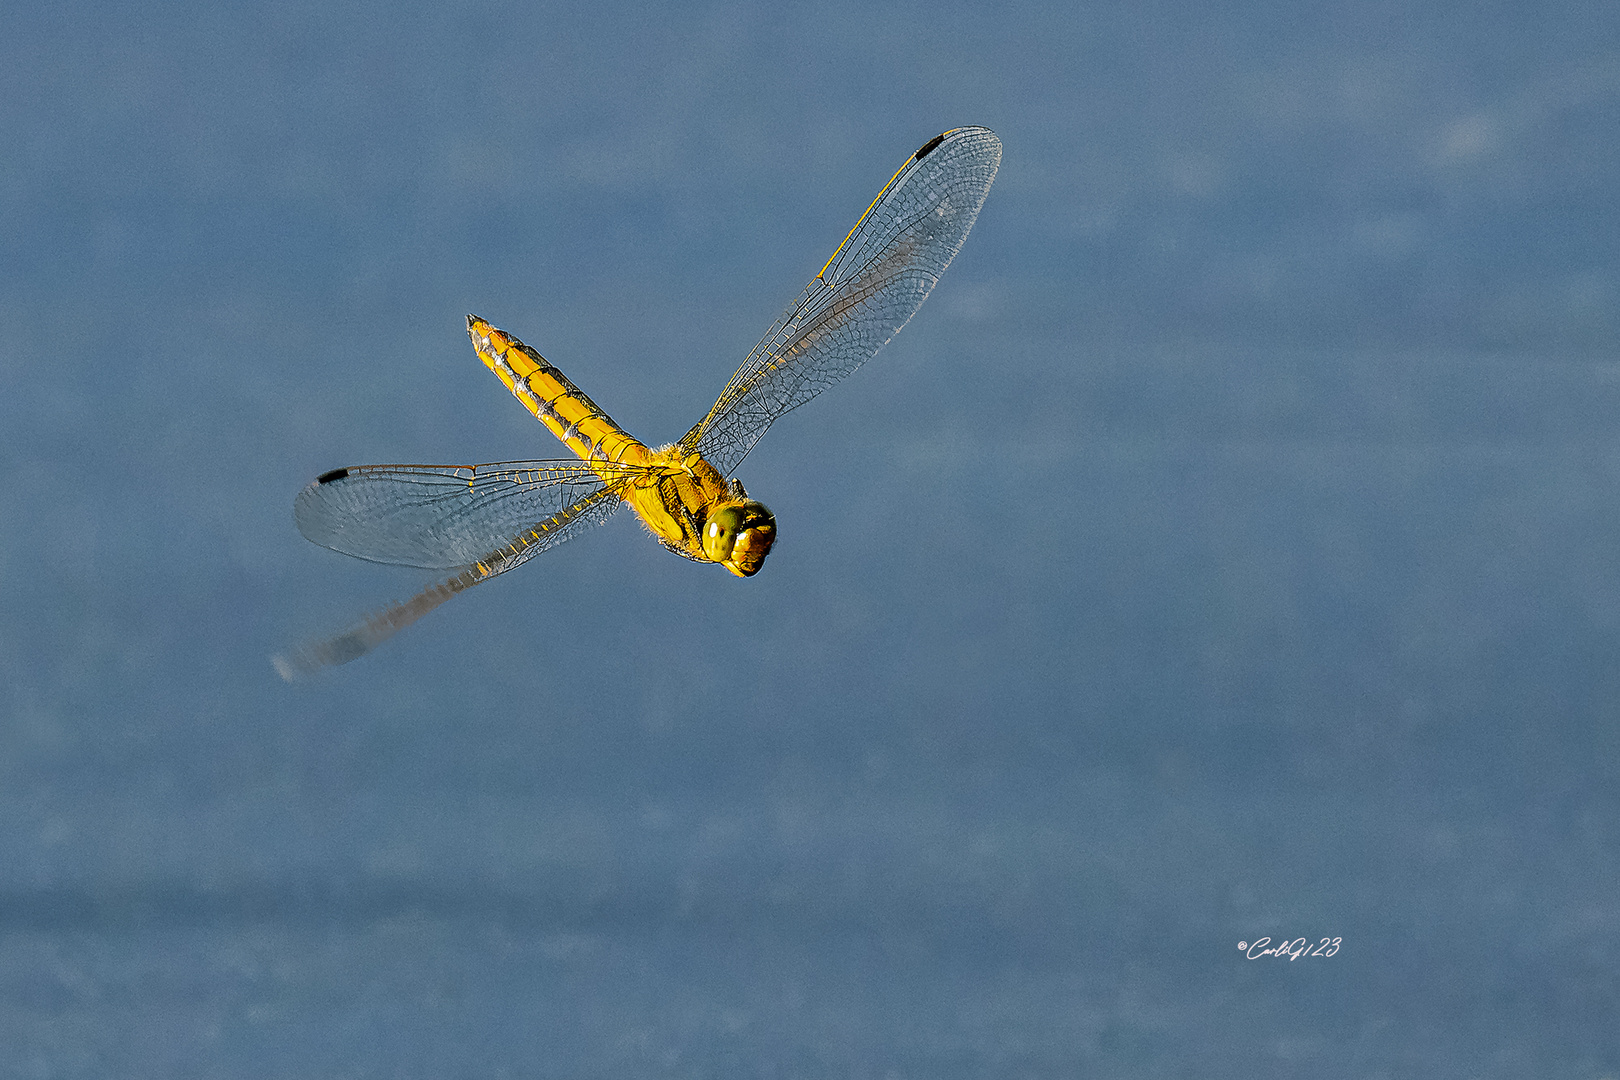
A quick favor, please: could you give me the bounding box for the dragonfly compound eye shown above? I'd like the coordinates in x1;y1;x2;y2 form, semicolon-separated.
702;504;745;562
706;500;776;576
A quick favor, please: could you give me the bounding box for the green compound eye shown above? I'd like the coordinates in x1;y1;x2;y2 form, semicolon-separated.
702;500;776;575
702;504;748;562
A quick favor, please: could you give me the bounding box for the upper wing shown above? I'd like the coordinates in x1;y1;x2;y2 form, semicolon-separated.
293;460;632;571
680;127;1001;474
277;461;629;678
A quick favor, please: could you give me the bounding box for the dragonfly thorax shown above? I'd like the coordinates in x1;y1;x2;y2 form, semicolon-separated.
619;447;776;576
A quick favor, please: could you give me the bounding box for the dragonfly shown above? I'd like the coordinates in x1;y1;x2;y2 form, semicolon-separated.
275;126;1001;678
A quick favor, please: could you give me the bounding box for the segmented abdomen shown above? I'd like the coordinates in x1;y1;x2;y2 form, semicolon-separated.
467;315;652;469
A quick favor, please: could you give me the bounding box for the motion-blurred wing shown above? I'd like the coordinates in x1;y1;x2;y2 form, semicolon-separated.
681;126;1001;474
293;461;630;570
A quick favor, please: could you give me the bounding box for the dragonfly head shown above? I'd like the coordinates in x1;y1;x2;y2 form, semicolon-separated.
703;500;776;577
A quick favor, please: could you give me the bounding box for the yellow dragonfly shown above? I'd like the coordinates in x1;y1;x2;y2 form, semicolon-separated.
276;126;1001;677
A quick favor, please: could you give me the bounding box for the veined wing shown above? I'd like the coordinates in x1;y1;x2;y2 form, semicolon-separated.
277;462;629;678
681;127;1001;474
293;460;635;570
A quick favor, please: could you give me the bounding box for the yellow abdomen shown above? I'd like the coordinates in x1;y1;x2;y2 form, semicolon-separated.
467;315;653;469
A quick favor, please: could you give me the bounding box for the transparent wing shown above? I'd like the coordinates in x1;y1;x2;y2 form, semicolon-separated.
680;126;1001;473
277;463;628;678
293;460;636;570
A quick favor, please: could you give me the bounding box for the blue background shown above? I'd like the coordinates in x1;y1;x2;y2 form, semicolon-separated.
4;1;1619;1075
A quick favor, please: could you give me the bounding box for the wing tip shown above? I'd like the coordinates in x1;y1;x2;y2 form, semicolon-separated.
272;648;323;681
917;127;1001;161
271;630;369;681
914;133;948;160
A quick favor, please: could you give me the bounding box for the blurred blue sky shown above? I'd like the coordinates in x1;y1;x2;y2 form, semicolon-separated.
3;1;1620;1076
